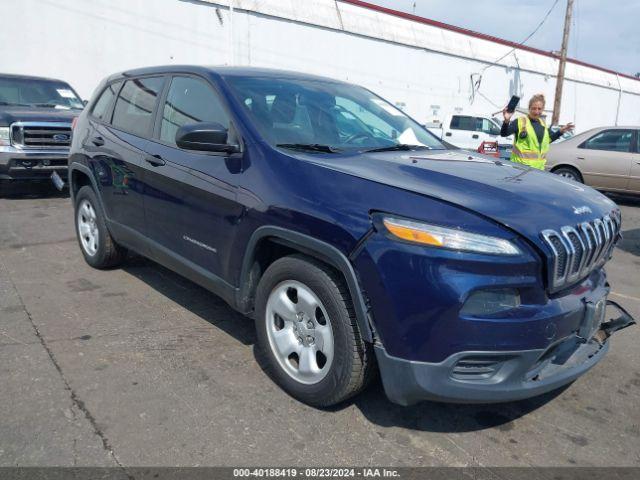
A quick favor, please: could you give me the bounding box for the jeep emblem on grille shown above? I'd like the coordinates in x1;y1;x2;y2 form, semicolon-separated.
53;134;69;142
573;205;592;215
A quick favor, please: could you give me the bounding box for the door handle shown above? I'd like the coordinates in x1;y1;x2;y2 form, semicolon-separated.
91;136;105;147
145;154;166;167
472;134;479;139
445;132;452;137
577;156;585;160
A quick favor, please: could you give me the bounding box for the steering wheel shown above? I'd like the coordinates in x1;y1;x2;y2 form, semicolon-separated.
342;133;371;144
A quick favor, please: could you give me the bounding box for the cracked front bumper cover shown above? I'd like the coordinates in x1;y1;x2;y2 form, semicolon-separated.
375;302;636;406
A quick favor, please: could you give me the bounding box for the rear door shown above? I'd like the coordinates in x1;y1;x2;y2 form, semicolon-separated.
85;76;165;239
577;129;633;190
141;74;244;282
446;115;485;149
626;130;640;193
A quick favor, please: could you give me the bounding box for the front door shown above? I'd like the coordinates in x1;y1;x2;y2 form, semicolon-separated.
141;75;244;283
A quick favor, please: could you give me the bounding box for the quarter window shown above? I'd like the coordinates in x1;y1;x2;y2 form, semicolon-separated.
91;81;121;122
112;77;164;138
160;76;229;146
580;129;633;153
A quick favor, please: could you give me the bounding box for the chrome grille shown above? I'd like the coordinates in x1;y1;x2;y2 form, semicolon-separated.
541;212;621;292
10;121;72;149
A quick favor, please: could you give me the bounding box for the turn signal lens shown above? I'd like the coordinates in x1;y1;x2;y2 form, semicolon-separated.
382;221;443;246
381;216;521;255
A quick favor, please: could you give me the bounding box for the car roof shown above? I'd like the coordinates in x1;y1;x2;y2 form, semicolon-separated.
108;65;351;85
0;72;70;83
587;126;639;130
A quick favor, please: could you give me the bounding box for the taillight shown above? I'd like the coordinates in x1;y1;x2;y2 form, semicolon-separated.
71;117;78;130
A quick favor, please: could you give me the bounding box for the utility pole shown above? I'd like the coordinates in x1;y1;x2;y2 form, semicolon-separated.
552;0;574;125
228;0;235;66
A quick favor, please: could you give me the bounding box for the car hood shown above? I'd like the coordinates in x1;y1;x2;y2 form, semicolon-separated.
0;106;79;125
299;149;618;248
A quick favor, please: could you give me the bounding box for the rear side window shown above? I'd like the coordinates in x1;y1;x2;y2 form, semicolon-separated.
580;129;633;153
450;115;475;131
160;76;229;146
91;81;121;122
112;77;164;137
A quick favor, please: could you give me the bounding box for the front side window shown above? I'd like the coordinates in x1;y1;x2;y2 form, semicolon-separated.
0;77;83;110
112;77;164;138
580;129;633;153
160;76;230;146
91;81;121;122
478;118;500;135
224;75;444;151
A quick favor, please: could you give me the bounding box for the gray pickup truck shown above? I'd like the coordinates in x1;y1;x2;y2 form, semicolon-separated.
0;73;82;193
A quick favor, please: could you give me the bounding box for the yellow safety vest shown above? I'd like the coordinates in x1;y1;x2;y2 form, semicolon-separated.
510;116;550;170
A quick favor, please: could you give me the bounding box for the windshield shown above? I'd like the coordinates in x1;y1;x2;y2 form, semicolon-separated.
0;77;83;110
224;75;446;152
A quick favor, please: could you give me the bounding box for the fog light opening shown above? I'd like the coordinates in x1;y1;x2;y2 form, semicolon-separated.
460;288;521;316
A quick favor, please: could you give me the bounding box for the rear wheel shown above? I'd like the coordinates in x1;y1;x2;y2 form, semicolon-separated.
255;255;375;407
74;185;126;268
553;166;583;183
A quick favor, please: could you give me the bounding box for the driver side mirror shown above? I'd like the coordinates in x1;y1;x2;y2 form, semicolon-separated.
175;122;240;153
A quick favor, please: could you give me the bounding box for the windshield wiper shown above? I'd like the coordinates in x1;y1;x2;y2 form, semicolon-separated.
276;143;340;153
364;144;432;153
31;103;66;109
0;101;31;107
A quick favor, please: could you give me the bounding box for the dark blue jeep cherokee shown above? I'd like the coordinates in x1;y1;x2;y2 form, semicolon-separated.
69;66;635;407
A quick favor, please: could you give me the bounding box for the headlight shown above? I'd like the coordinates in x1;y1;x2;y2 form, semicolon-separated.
381;216;521;255
0;127;10;146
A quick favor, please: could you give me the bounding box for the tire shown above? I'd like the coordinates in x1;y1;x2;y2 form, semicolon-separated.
553;166;583;183
255;255;375;407
74;185;126;268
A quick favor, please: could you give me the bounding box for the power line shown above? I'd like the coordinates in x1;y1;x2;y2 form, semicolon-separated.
485;0;561;71
470;0;562;103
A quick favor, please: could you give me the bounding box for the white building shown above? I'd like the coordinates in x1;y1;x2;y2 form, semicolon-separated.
3;0;639;131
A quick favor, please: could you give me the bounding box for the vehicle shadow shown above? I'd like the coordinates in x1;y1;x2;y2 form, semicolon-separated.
617;228;640;257
348;377;568;433
121;255;563;432
0;181;69;199
122;255;256;346
605;192;640;208
605;194;639;257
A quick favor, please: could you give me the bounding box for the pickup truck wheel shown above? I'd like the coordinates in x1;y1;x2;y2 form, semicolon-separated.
74;185;126;268
255;255;374;407
553;166;583;183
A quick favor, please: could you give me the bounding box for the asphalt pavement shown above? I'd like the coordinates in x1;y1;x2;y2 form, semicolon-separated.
1;184;639;468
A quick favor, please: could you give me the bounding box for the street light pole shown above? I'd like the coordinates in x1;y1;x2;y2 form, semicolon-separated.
551;0;574;125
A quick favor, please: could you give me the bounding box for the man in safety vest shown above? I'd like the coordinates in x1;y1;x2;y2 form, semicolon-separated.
500;93;574;170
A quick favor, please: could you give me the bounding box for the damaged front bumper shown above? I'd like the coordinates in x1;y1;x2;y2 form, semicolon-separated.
376;299;636;406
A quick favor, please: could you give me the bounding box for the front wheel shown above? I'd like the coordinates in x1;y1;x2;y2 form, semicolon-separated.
255;255;375;407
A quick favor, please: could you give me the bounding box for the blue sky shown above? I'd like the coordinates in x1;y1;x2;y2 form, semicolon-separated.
368;0;640;77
